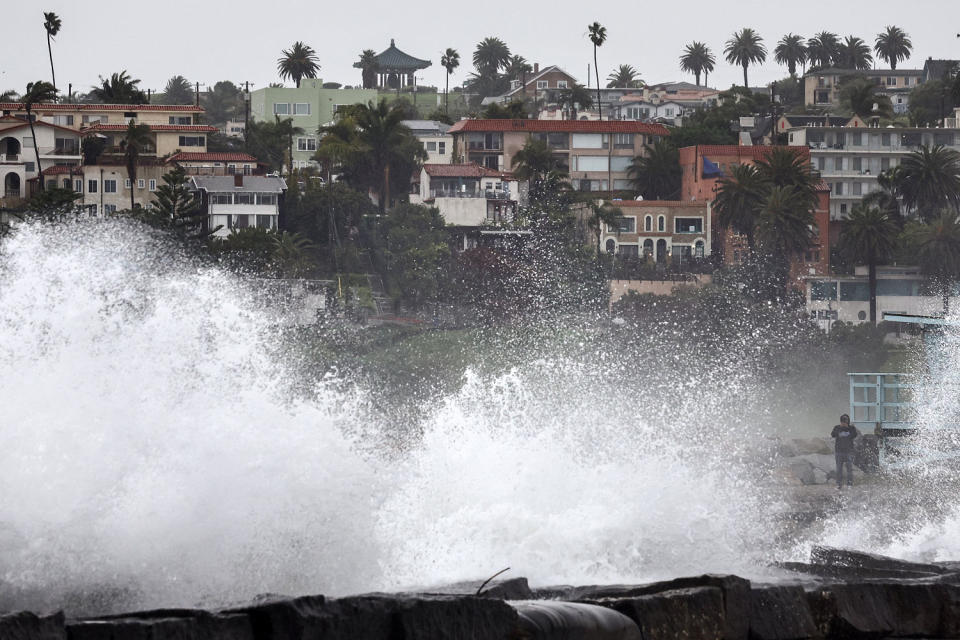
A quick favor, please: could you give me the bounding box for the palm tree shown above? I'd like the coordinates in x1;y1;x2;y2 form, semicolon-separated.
277;42;320;88
161;75;193;105
43;12;61;90
837;36;873;70
272;231;316;277
506;55;532;81
91;71;147;104
352;100;414;213
753;146;819;209
0;89;18;102
755;185;813;299
863;167;903;223
607;64;639;88
679;42;716;86
713;163;767;251
558;83;593;120
440;48;460;115
898;145;960;221
775;34;807;76
22;81;58;191
473;37;511;77
806;32;841;69
121;119;153;211
839;204;899;322
840;78;894;119
511;138;569;205
910;213;960;313
586;200;623;263
587;22;607;119
356;49;379;89
874;26;912;70
627;140;681;200
724;28;767;88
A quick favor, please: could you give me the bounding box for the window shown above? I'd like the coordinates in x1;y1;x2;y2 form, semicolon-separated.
644;215;652;231
537;80;548;89
54;137;78;154
840;282;869;301
572;133;604;148
211;194;232;205
834;182;844;195
235;193;255;204
256;215;276;229
88;179;98;193
82;115;106;124
833;157;843;171
297;137;317;151
575;156;609;172
438;141;446;155
695;240;704;258
273;103;290;115
168;116;191;125
293;103;311;115
149;179;156;191
607;216;636;233
852;132;863;145
178;136;205;147
657;216;665;232
613;133;634;148
881;157;890;170
138;179;145;189
557;80;569;89
104;179;117;193
52;115;74;126
426;141;437;151
610;156;632;172
852;157;862;171
840;203;848;214
24;162;35;173
665;107;675;117
256;193;277;205
674;217;703;234
124;179;131;188
811;281;837;301
74;179;82;192
881;132;891;146
104;204;117;214
853;182;862;196
816;156;825;170
232;214;250;229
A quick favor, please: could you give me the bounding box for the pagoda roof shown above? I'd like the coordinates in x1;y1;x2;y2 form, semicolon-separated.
370;39;431;71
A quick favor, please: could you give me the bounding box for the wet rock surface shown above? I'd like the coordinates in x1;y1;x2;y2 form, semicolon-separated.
10;549;960;639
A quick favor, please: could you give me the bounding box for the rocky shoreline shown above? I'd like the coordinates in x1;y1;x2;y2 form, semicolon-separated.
5;546;960;639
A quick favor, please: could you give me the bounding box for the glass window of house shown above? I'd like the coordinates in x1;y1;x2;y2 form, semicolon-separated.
88;179;97;193
537;80;548;89
674;217;703;233
811;281;837;301
104;179;117;193
274;103;290;115
293;103;311;115
657;216;665;232
438;142;445;154
149;179;156;191
426;141;436;151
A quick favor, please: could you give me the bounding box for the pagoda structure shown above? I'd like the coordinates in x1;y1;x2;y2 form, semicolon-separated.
360;39;432;90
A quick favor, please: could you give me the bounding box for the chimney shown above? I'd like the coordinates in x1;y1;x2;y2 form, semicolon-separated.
234;174;243;187
534;63;539;74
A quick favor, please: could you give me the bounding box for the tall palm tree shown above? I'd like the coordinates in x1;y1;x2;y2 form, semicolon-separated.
713;163;767;251
679;42;716;86
121;119;153;211
755;185;813;299
586;200;623;263
440;48;460;115
511;138;569;206
775;34;807;76
839;204;899;323
724;28;767;88
898;145;960;221
910;213;960;313
607;64;639;88
837;36;873;70
0;89;18;102
806;31;841;69
277;41;320;88
753;146;819;209
473;37;511;77
22;81;58;191
351;100;414;213
91;71;147;104
627;140;681;200
506;55;532;81
587;22;607;119
161;75;193;105
839;78;894;119
558;83;593;120
43;12;61;90
356;49;379;89
874;26;912;70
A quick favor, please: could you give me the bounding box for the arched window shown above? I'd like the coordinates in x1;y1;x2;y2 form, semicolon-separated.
605;239;616;254
643;239;653;257
658;215;665;232
644;215;652;231
695;240;704;258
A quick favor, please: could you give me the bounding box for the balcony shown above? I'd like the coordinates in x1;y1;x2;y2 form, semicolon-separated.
0;153;20;163
431;188;513;200
467;142;502;151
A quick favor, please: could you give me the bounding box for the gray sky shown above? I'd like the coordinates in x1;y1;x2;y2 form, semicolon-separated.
4;0;960;99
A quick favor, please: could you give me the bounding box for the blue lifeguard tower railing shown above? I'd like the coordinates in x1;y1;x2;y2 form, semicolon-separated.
848;312;958;465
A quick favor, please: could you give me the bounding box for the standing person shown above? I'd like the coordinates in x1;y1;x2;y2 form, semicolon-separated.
831;414;859;489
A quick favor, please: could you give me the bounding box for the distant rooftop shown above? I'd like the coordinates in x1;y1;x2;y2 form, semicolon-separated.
402;120;451;134
190;175;287;192
0;102;203;112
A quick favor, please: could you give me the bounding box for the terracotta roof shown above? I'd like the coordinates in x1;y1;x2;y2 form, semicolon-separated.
0;118;81;136
169;152;260;163
423;163;513;179
82;123;217;133
448;119;670;135
611;200;709;208
40;165;82;175
0;102;203;112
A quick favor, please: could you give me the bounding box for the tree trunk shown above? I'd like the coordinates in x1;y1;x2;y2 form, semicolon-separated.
594;47;602;120
129;163;136;211
868;258;877;324
382;163;390;214
445;73;449;115
695;71;701;86
29;115;43;191
705;70;709;86
743;63;749;88
47;34;56;90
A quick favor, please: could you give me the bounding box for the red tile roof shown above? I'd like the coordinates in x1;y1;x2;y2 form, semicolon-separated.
612;200;709;208
40;165;82;175
0;102;203;112
423;163;514;179
448;119;670;136
0;117;82;136
168;152;260;163
82;123;217;133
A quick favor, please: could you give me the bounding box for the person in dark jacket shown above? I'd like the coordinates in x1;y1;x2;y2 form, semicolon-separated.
831;414;859;489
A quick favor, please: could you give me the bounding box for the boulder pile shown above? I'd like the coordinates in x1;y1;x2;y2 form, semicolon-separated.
6;547;960;639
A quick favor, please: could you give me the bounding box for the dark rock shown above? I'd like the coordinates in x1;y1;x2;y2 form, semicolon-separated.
0;611;66;640
807;582;953;638
565;574;750;640
511;601;641;639
810;546;952;576
586;587;724;640
778;561;941;581
390;595;518;640
854;434;880;471
748;585;817;640
420;577;534;600
66;612;251;640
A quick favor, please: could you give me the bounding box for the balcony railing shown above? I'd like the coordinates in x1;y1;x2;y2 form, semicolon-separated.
1;153;20;162
431;189;512;200
467;141;502;151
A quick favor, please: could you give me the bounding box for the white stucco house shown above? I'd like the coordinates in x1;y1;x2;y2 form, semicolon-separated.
190;174;287;237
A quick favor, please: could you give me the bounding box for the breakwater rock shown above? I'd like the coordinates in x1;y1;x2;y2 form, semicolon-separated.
6;547;960;640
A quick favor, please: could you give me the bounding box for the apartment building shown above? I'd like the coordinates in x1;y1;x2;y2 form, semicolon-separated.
803;68;923;113
448;119;669;192
168;152;263;176
0;102;205;129
410;163;521;230
0;115;82;206
249;80;377;169
498;65;577;102
403;120;451;164
191;174;287;237
82;122;217;157
786;121;960;219
599;200;712;263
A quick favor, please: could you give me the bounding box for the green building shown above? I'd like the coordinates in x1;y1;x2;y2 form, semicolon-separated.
249;79;377;169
